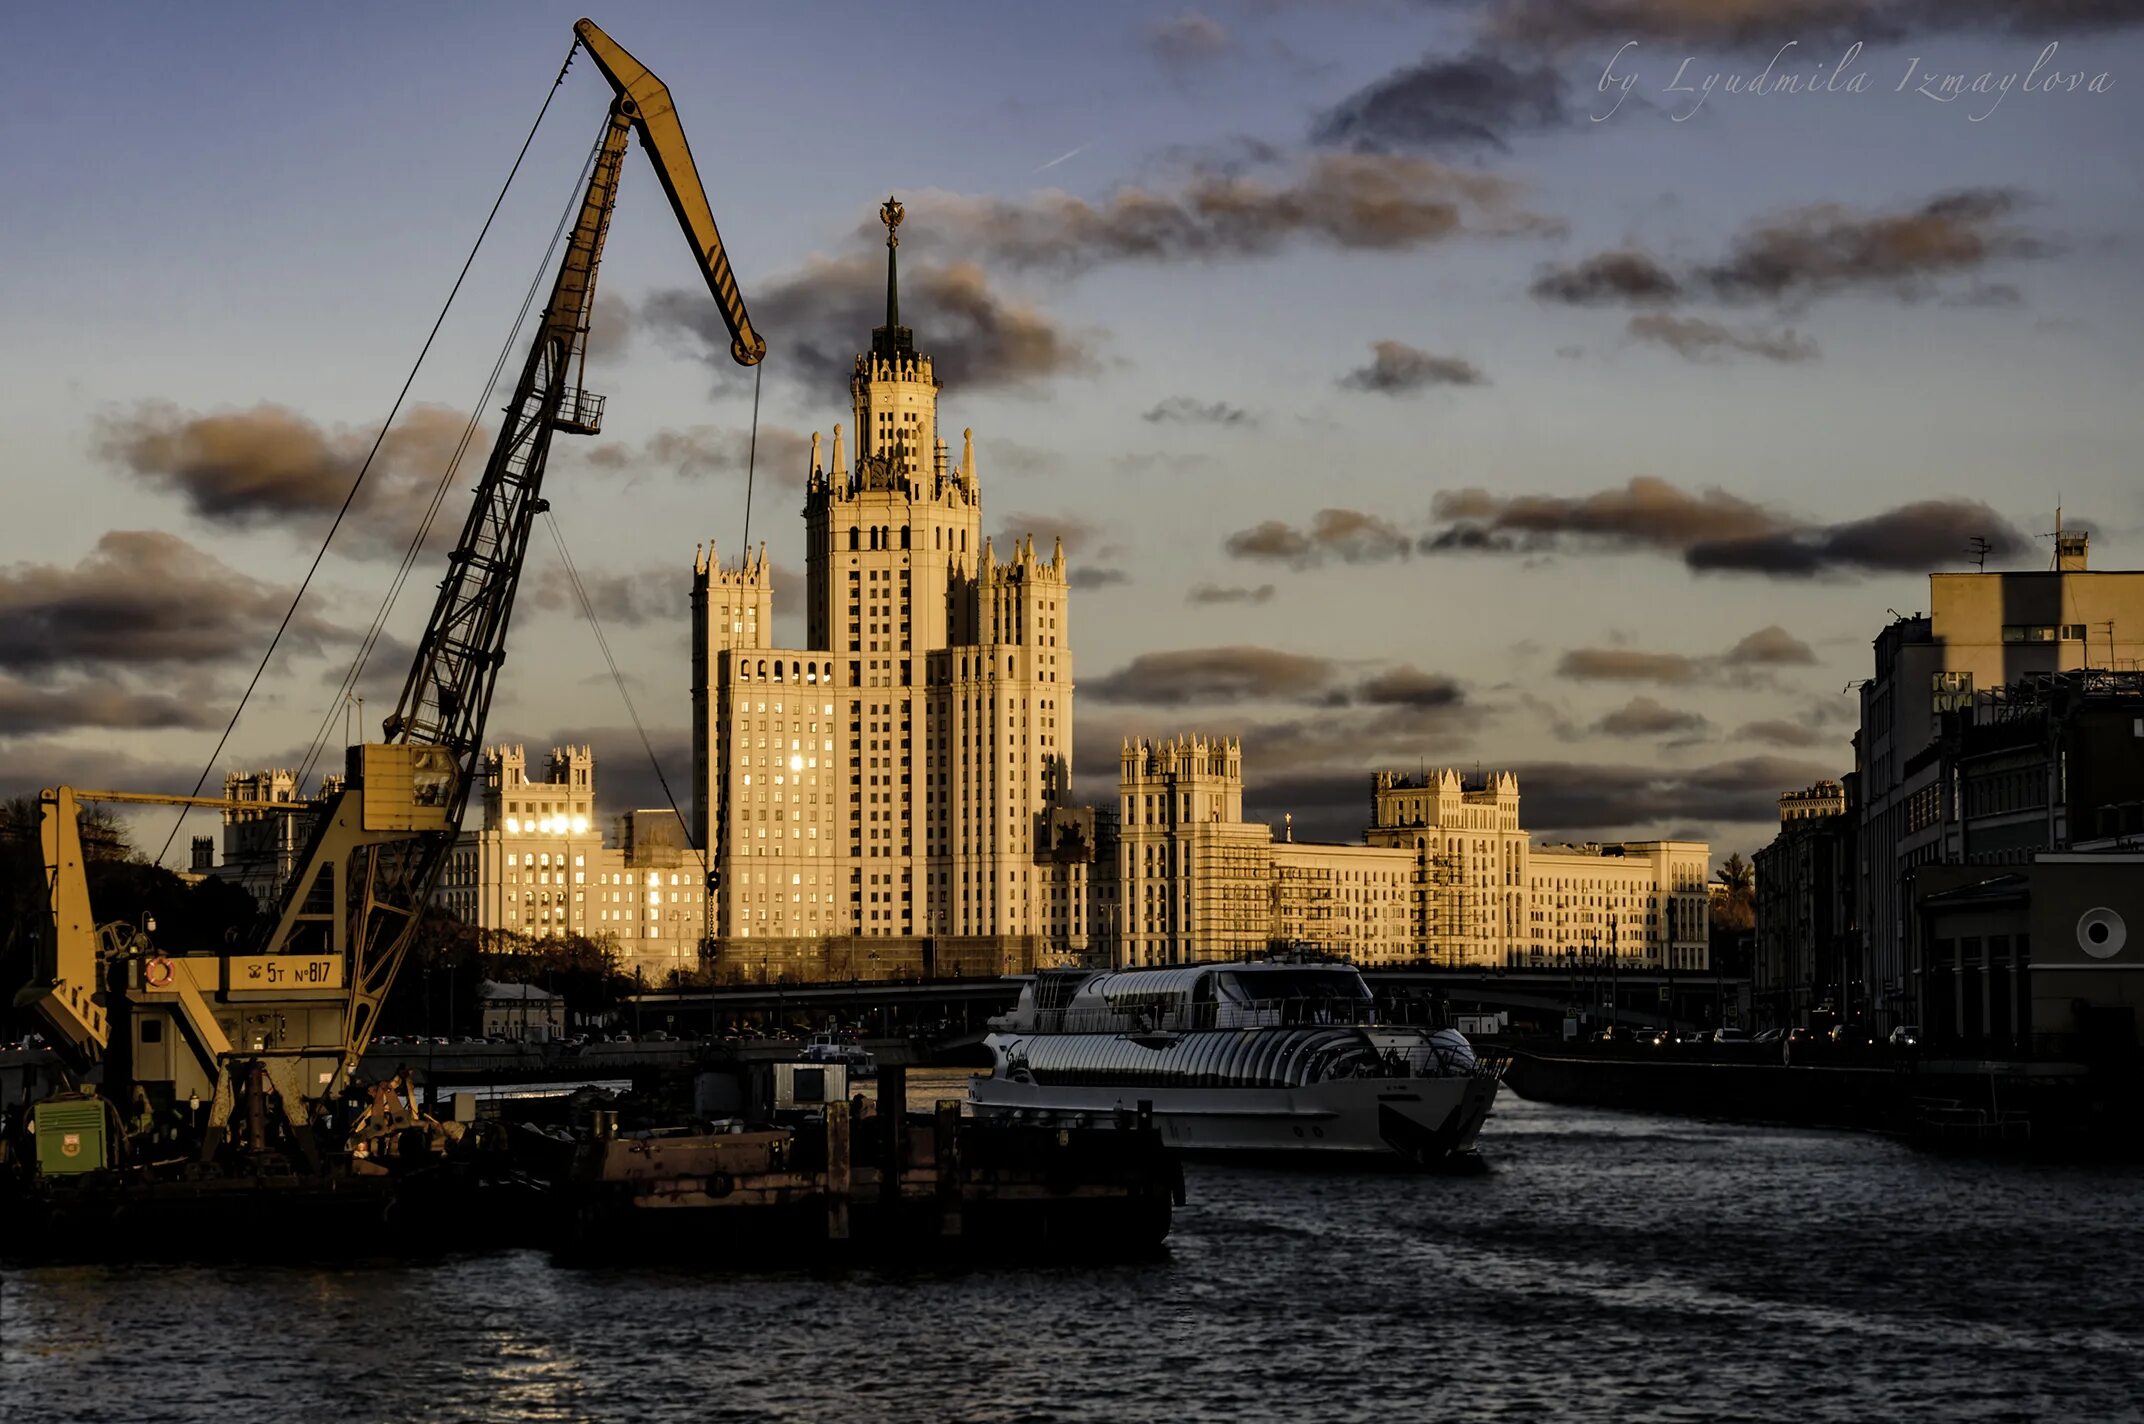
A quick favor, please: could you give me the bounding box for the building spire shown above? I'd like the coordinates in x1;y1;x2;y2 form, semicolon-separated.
870;195;916;362
882;194;902;329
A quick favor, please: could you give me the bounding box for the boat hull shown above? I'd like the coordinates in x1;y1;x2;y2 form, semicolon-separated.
968;1071;1499;1165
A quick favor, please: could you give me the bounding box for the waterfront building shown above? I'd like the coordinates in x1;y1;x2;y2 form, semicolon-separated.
1753;779;1858;1030
212;767;340;910
1916;851;2144;1055
477;980;566;1042
1526;841;1713;972
690;200;1093;972
1900;668;2144;1046
1854;531;2144;1028
1116;740;1709;969
1117;736;1275;966
436;745;709;985
1367;769;1527;965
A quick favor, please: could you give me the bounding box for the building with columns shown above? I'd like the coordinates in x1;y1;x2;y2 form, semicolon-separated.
691;198;1091;971
1117;739;1710;970
434;744;708;985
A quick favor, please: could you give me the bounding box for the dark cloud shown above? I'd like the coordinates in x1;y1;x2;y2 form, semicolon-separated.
1627;313;1818;364
1187;583;1276;606
1421;477;2035;579
1476;0;2144;51
1069;567;1131;590
1700;189;2048;306
1687;500;2032;576
1595;695;1708;739
1534;190;2048;319
0;740;201;805
1355;667;1464;710
0;677;211;737
530;565;687;628
1338;340;1486;393
1084;646;1338;705
1145;9;1232;70
1417;523;1520;554
991;512;1111;561
96;401;472;559
644;255;1096;395
1482;0;1901;49
1224;508;1414;568
1142;396;1255;427
1736;718;1830;750
907;152;1560;278
1558;649;1702;685
1430;476;1776;553
1560;624;1817;689
1530;250;1682;306
1721;625;1815;666
1510;755;1836;839
583;424;811;484
1312;50;1570;152
0;530;341;675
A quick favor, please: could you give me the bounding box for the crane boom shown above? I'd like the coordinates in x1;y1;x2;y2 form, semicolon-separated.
575;18;765;367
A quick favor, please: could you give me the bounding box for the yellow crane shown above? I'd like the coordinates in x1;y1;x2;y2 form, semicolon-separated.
13;19;761;1171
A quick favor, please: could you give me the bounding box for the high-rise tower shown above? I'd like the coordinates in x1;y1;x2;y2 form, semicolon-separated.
690;198;1088;966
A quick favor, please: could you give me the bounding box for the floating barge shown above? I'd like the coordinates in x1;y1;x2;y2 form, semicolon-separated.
554;1098;1180;1262
2;1062;1179;1264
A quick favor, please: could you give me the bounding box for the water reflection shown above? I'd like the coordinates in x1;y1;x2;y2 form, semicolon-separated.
6;1094;2140;1423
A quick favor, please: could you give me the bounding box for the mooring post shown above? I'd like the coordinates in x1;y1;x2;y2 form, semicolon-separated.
879;1064;908;1217
826;1098;852;1242
934;1098;963;1238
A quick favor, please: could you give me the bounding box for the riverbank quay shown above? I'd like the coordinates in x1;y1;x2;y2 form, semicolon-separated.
1502;1040;2144;1156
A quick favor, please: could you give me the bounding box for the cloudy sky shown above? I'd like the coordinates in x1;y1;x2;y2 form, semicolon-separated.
8;0;2143;865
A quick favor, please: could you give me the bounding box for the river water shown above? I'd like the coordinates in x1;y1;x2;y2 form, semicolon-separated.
5;1085;2140;1423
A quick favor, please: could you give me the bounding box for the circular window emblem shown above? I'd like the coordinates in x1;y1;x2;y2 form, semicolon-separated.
2077;908;2127;960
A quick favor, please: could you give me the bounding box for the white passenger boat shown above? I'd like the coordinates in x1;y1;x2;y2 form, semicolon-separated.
968;961;1505;1166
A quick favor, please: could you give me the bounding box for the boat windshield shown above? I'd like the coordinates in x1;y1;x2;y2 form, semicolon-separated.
1216;970;1372;1006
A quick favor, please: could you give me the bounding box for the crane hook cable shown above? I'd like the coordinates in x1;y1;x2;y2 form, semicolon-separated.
156;42;581;864
541;511;699;854
298;135;602;790
740;360;763;554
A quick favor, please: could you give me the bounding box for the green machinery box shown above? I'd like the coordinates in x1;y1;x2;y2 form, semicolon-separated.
34;1097;109;1175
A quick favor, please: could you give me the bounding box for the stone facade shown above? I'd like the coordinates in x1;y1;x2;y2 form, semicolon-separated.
691;207;1090;969
1753;780;1858;1030
1854;536;2144;1028
435;745;709;985
1116;741;1710;969
1368;769;1527;965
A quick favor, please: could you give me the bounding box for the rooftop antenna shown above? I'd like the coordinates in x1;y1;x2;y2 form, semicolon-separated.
2039;504;2064;570
1967;535;1991;570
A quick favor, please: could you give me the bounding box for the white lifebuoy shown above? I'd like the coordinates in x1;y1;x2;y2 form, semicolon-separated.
144;957;175;989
